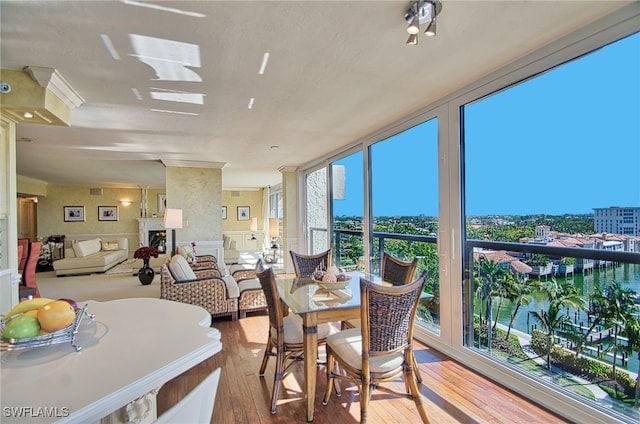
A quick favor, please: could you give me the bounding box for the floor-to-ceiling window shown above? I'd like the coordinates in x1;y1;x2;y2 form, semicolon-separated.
331;150;364;270
369;119;440;333
299;10;639;423
462;32;639;422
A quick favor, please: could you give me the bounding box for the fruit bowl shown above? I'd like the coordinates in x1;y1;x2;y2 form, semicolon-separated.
0;305;92;352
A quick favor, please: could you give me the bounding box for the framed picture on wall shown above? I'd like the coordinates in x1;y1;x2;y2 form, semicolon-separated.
98;206;118;221
158;194;167;213
64;206;85;222
237;206;250;221
222;206;227;220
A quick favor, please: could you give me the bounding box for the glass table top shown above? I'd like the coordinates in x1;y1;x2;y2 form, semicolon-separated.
276;271;383;315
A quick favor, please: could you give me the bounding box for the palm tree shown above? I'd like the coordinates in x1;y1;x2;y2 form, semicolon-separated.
590;281;636;386
531;303;569;369
505;276;535;339
622;317;640;407
531;278;586;370
474;256;508;349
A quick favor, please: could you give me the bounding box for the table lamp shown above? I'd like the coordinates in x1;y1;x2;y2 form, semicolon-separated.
269;218;279;248
249;217;258;241
163;208;183;256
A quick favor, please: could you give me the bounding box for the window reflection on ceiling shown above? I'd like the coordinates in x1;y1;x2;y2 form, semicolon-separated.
129;34;202;82
128;33;204;112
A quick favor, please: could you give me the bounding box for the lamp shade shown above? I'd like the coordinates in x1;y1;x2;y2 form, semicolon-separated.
163;208;183;229
269;218;279;238
250;217;258;232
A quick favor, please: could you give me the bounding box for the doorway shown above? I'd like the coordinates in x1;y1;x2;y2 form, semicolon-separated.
18;197;38;242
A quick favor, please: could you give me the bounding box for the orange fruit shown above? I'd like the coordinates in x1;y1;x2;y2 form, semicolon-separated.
37;300;76;332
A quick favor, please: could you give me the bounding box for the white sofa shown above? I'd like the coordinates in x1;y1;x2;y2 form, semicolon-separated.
223;234;240;264
53;237;128;276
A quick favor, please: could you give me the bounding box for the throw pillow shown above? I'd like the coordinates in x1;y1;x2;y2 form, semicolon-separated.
169;255;197;281
102;241;119;251
177;245;193;259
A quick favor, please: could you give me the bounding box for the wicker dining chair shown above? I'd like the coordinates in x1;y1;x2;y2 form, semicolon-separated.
341;253;423;383
256;263;335;414
290;249;331;277
381;252;418;286
323;272;430;423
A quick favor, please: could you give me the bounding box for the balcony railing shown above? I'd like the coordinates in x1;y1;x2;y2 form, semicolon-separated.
323;227;438;271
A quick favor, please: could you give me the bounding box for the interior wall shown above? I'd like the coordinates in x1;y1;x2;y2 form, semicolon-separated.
165;166;222;243
221;189;264;252
36;185;165;253
221;190;263;232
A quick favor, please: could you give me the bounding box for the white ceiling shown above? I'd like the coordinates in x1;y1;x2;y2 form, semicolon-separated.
1;0;632;190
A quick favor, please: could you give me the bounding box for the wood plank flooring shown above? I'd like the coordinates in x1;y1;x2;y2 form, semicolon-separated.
156;313;570;423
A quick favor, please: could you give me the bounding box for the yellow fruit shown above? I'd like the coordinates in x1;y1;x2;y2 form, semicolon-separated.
2;297;55;320
37;300;76;332
24;310;39;318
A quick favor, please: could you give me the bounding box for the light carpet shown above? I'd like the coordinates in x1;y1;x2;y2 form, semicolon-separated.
37;271;160;303
37;251;279;304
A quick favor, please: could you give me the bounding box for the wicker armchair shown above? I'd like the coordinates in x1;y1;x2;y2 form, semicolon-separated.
323;273;430;423
177;244;218;264
290;249;331;277
160;261;239;321
233;263;268;319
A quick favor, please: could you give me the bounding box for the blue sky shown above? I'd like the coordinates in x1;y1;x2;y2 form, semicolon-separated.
333;32;639;217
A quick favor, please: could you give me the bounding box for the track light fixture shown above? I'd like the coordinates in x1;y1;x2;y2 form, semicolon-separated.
404;0;442;45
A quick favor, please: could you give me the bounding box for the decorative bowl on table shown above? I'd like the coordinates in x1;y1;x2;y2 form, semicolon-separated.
311;269;352;290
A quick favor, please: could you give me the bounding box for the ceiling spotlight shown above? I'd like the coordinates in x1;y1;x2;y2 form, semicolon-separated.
406;16;419;35
404;0;442;45
424;19;436;37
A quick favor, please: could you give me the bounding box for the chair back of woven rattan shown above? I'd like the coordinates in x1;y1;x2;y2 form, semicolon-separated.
289;249;331;277
381;252;418;286
255;257;265;274
361;272;426;359
255;264;284;336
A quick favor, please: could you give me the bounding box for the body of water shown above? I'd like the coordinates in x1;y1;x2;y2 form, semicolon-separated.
492;262;640;374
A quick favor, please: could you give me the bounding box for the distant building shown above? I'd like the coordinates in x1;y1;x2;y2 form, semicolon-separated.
593;206;640;236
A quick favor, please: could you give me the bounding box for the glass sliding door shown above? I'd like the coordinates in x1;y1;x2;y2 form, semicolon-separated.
370;118;440;333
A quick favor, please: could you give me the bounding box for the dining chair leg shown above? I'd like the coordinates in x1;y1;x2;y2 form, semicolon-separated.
412;353;423;384
270;351;285;414
406;366;431;424
360;380;371;423
322;352;335;406
259;338;274;376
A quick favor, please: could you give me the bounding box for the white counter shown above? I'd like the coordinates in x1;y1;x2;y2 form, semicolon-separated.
1;298;222;423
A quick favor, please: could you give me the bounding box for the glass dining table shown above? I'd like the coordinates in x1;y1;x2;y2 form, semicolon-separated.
275;271;380;422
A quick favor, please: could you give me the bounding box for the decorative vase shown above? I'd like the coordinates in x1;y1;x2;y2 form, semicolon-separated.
137;259;155;285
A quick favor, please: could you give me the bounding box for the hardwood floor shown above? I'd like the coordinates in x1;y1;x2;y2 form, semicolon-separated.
157;313;570;423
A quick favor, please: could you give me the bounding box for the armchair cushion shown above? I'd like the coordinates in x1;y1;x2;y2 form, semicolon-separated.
222;276;240;298
169;255;197;281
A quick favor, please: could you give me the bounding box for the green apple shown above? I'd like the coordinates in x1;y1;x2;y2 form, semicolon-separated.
2;314;41;339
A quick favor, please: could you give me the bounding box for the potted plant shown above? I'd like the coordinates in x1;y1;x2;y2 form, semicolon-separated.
134;246;159;285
